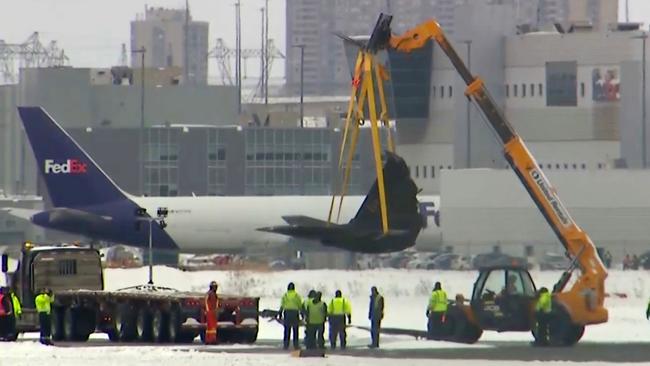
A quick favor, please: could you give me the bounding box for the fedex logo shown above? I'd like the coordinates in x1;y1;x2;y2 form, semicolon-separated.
44;159;88;174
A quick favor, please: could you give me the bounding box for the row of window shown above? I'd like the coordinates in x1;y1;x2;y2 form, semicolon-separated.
431;85;453;99
408;162;609;180
410;165;453;179
506;83;544;98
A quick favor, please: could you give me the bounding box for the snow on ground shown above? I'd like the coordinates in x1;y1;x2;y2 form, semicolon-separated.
4;267;650;365
104;267;650;343
0;341;621;366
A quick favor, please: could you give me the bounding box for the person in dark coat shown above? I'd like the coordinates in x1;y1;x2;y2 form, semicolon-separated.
368;286;384;348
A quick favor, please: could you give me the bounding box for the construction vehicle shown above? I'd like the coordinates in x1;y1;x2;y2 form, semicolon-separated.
0;242;259;343
355;14;607;346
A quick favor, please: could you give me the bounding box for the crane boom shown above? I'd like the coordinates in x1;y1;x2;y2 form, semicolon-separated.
371;14;606;326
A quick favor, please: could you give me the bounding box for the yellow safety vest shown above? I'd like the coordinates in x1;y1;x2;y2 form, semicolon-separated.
11;293;21;316
536;292;552;313
280;290;303;311
329;297;351;316
428;289;448;312
35;293;54;314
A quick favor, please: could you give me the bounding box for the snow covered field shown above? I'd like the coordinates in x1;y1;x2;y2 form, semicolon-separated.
3;267;650;365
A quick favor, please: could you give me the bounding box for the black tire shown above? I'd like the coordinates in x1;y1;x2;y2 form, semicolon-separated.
151;309;169;343
167;308;180;343
114;304;136;342
135;307;152;342
63;307;77;341
177;331;197;344
63;307;93;342
107;330;119;342
449;308;483;344
51;307;64;341
237;329;258;344
535;305;585;347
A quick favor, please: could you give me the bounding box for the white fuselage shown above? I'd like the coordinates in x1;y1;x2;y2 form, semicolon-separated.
131;195;441;253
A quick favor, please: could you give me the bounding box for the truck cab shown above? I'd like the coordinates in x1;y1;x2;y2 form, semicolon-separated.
2;242;103;333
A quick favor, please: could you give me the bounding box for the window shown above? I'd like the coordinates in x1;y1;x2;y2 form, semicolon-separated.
598;163;604;169
415;165;419;178
423;165;427;178
447;165;452;170
506;84;509;97
581;163;586;169
58;260;77;276
530;83;535;97
547;164;552;169
431;166;435;178
522;83;526;98
572;163;577;169
432;86;436;98
538;83;543;96
580;82;585;98
448;86;453;98
440;86;444;98
556;164;560;169
546;61;577;106
514;84;518;97
564;163;568;169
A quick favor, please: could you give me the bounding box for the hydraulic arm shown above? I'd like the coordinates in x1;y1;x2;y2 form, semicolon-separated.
370;14;607;327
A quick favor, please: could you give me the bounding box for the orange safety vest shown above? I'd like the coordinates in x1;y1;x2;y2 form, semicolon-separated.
204;291;219;344
0;294;6;316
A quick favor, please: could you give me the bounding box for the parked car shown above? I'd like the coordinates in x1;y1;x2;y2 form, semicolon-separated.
472;252;528;269
539;252;570;270
431;253;473;270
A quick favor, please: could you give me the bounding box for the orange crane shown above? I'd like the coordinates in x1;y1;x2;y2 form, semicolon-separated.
364;14;607;346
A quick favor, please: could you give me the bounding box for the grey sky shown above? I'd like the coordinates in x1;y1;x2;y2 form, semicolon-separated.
0;0;649;80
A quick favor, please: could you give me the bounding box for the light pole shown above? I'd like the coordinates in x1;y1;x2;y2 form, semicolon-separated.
131;46;146;194
135;207;168;285
633;34;647;168
461;40;472;168
292;44;305;127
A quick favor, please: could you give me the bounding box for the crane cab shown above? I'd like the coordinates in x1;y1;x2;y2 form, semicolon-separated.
470;264;537;332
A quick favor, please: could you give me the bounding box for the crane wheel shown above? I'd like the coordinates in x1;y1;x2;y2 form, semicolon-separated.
533;305;585;346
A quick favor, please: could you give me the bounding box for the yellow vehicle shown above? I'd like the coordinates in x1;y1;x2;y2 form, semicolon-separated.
364;14;607;346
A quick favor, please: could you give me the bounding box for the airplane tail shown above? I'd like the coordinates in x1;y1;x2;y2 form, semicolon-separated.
350;151;421;232
18;107;128;208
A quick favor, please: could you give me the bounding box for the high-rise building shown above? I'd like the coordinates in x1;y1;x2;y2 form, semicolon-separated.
285;0;460;96
131;7;209;84
286;0;618;96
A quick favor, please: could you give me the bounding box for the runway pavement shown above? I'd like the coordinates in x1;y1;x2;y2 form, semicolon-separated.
39;338;650;362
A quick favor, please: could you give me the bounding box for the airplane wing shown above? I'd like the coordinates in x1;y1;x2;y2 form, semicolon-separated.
281;215;330;227
351;325;429;340
1;208;39;221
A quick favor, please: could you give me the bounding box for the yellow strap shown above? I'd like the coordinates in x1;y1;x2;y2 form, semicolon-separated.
363;52;389;234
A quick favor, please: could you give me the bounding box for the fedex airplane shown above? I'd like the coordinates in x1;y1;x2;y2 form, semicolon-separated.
13;107;441;254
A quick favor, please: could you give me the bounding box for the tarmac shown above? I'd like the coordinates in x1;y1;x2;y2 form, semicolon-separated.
43;338;650;362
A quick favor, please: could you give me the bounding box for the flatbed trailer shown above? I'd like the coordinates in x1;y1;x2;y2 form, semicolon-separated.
1;243;259;343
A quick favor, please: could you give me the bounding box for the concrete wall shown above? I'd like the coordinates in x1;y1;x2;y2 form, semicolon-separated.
453;2;516;169
0;67;238;196
441;169;650;259
620;60;650;168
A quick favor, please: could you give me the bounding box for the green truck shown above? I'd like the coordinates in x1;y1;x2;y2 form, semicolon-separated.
1;243;259;343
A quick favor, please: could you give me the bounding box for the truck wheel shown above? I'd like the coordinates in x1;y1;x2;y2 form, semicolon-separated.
63;307;77;341
238;329;258;344
167;309;180;343
544;306;585;346
51;307;64;341
151;309;169;343
136;307;152;342
177;331;197;344
449;308;482;344
114;304;136;342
